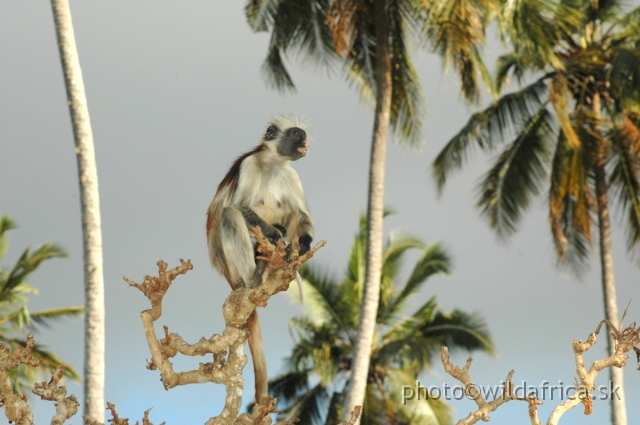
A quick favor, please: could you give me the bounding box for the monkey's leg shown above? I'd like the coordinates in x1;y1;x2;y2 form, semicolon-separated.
220;207;257;288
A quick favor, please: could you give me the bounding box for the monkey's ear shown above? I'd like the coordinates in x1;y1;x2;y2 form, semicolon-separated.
265;125;278;141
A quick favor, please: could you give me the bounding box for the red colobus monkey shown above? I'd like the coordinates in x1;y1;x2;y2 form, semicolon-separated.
206;115;314;403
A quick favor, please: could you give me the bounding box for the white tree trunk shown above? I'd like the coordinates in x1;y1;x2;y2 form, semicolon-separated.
593;92;627;425
50;1;105;422
343;1;392;423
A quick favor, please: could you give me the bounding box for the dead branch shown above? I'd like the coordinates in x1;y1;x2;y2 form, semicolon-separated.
125;228;325;425
547;318;640;423
32;363;79;425
441;317;640;425
440;347;541;425
82;402;165;425
0;332;38;425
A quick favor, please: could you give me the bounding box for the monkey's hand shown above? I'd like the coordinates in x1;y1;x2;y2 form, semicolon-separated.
299;234;313;256
262;224;286;246
284;234;313;262
273;224;288;238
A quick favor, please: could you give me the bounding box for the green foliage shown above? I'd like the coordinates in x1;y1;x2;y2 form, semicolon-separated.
269;215;495;425
0;215;83;394
246;0;498;146
433;0;640;271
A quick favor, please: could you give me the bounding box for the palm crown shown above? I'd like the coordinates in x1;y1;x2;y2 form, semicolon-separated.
268;215;495;425
245;0;497;145
433;0;640;269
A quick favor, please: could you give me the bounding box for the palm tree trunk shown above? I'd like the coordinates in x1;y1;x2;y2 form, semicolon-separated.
343;0;392;422
593;92;627;425
51;1;105;422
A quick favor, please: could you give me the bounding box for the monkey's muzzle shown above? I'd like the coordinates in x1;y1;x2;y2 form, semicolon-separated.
297;140;309;155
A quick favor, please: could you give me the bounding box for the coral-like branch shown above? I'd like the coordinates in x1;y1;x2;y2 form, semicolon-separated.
32;363;79;425
441;317;640;425
547;318;640;423
125;228;325;425
441;347;541;425
83;403;166;425
0;332;39;424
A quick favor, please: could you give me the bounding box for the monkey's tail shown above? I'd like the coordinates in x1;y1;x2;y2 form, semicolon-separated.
247;310;268;403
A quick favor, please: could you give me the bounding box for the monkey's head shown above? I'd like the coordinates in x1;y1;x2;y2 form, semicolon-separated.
263;116;310;161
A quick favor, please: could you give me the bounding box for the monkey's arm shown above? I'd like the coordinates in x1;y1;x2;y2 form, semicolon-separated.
293;211;313;255
239;207;285;244
284;180;314;256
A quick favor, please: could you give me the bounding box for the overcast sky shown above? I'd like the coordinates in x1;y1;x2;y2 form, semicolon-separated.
1;2;639;424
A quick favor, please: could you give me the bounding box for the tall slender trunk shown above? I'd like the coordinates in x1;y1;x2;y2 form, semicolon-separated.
343;0;392;423
592;92;627;425
51;1;105;422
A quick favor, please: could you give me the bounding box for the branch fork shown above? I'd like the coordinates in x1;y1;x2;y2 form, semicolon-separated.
124;227;325;424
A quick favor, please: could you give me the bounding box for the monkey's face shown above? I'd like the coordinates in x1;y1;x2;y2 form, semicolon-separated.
274;126;309;161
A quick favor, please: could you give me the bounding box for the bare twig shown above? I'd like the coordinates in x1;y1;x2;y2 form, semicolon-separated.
441;316;640;425
548;319;640;423
440;347;541;425
0;333;39;425
32;363;79;425
125;228;325;425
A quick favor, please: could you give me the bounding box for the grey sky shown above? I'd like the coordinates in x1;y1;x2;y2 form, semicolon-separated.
1;2;638;424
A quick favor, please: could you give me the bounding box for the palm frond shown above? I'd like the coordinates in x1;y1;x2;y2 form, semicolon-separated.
608;48;640;108
261;44;296;91
432;78;550;192
324;389;345;425
248;0;337;92
423;310;496;355
0;216;18;236
288;317;349;381
609;6;640;46
381;231;425;286
388;4;425;146
30;306;84;327
389;244;452;317
278;382;330;425
375;296;440;373
342;4;377;105
550;73;581;149
298;264;349;328
361;383;389;425
377;333;443;373
549;133;593;273
609;116;640;255
245;0;279;31
2;242;67;295
477;108;556;237
387;368;452;425
0;216;18;262
422;0;495;104
499;0;576;70
269;370;311;406
494;52;545;94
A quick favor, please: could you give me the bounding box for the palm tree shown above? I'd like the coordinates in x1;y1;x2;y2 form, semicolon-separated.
268;215;495;425
433;1;640;423
245;1;496;418
50;0;105;421
0;216;83;394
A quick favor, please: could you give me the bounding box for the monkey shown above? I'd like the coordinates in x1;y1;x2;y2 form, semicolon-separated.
206;115;314;403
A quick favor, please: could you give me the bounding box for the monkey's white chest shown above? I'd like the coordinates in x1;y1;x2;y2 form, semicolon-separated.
251;174;293;225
